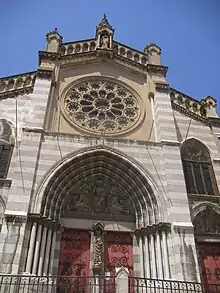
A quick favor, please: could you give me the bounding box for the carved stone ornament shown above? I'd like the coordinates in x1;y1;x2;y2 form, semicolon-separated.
61;175;135;221
93;221;104;271
100;34;110;49
194;207;220;235
63;78;142;135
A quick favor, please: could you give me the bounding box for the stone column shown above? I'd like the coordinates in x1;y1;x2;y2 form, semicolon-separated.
25;221;37;273
155;230;163;279
32;223;42;274
43;226;53;275
138;235;145;277
38;225;48;275
149;231;157;278
143;235;150;278
48;224;58;275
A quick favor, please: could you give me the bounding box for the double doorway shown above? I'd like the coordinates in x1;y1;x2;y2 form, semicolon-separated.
57;229;134;292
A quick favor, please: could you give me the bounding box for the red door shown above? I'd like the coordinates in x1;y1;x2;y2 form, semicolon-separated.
198;242;220;292
58;229;91;293
104;232;134;293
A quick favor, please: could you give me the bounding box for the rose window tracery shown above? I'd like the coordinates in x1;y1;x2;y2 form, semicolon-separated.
63;79;141;134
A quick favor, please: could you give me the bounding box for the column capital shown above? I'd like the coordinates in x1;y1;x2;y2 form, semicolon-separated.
28;213;60;230
5;214;26;225
135;222;171;236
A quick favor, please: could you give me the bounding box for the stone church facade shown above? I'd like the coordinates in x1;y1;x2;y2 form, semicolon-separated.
0;15;220;292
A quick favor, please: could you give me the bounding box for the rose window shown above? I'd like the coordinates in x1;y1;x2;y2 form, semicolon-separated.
63;79;141;134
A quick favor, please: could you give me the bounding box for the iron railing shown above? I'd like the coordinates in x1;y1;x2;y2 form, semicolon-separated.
0;275;219;293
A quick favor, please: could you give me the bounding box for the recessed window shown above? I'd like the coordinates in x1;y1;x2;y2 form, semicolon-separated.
181;139;218;196
0;143;13;178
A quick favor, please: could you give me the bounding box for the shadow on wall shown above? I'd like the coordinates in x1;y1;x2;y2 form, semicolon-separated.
179;229;198;282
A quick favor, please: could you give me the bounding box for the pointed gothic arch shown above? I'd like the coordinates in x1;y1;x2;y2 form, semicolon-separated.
34;146;166;228
191;202;220;236
181;138;218;196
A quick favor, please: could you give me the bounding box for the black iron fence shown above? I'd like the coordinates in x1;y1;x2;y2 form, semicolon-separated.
0;275;220;293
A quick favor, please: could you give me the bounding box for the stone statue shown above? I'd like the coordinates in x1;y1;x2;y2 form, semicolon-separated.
101;35;109;49
94;233;103;266
93;222;104;272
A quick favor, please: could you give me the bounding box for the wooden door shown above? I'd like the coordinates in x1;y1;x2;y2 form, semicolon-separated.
58;229;91;293
104;232;134;293
198;242;220;292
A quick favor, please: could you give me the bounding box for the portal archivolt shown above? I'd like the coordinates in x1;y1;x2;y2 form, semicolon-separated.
34;146;163;228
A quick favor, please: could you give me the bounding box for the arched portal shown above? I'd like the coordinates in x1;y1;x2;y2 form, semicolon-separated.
35;146;163;227
192;203;220;290
23;146;171;282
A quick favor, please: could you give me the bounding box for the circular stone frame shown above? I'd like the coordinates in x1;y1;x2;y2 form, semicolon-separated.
61;76;145;136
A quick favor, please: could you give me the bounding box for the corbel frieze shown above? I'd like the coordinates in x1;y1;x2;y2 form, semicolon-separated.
0;86;34;101
147;64;168;77
172;102;209;126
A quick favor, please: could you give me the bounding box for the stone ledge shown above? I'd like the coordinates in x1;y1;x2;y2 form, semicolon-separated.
0;178;12;188
161;140;180;147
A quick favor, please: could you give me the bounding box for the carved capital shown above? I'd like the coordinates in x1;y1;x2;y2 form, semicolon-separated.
135;222;171;236
5;214;25;230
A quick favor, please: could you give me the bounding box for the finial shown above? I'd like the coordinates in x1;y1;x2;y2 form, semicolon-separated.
98;13;112;28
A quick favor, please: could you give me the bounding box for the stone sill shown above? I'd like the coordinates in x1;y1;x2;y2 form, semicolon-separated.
0;178;12;188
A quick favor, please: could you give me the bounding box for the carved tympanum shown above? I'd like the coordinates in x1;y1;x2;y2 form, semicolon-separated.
61;176;134;221
194;207;220;235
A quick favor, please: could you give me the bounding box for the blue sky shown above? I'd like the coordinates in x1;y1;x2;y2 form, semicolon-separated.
0;0;219;108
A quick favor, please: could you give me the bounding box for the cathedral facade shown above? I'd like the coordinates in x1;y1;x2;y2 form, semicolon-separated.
0;16;220;292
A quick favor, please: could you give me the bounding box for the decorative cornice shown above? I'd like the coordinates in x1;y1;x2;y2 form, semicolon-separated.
59;50;147;75
155;82;169;93
170;88;213;125
0;71;36;100
113;53;147;74
37;69;53;79
38;51;61;65
147;64;168;77
208;117;220;126
172;102;209;125
0;86;33;100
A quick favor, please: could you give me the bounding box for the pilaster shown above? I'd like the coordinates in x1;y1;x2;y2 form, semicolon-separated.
0;214;26;274
172;223;201;282
153;84;178;142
